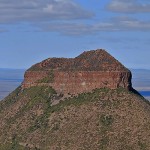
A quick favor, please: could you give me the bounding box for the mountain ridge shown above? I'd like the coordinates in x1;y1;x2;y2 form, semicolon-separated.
28;49;129;71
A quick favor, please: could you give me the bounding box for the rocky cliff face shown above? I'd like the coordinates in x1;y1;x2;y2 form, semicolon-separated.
22;49;132;95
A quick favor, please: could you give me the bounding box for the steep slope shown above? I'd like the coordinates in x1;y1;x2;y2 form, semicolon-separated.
0;49;150;150
0;87;150;150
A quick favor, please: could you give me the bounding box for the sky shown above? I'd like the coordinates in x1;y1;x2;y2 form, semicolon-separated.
0;0;150;69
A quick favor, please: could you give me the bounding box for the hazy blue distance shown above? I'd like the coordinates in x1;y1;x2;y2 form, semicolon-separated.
0;69;25;100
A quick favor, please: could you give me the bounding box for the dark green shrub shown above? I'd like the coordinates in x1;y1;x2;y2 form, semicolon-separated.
100;114;114;126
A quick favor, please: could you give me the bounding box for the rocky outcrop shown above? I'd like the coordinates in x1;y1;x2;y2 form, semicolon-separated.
21;49;132;95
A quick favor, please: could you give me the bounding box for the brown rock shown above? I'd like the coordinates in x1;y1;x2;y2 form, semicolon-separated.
21;49;132;95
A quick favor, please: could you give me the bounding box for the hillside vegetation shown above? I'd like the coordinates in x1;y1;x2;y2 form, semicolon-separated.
0;86;150;150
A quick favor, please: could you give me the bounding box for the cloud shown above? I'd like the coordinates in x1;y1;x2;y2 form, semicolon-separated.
0;28;8;33
110;16;150;31
107;0;150;13
38;23;94;35
1;0;150;36
0;0;93;23
37;17;150;36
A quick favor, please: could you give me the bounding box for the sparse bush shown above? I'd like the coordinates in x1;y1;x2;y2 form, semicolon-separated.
99;136;109;150
138;141;147;150
100;114;114;126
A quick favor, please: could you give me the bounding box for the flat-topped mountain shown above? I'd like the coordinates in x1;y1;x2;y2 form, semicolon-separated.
22;49;132;95
0;49;150;150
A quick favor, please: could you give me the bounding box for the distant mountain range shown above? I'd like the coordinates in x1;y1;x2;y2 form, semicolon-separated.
0;68;25;80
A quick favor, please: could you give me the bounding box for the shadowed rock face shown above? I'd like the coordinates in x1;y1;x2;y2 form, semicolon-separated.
22;49;132;95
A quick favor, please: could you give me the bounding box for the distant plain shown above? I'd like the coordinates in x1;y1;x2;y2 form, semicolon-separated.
131;69;150;100
0;68;150;100
0;68;25;100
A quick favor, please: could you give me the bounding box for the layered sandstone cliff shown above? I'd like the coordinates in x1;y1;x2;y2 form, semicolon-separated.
21;49;132;95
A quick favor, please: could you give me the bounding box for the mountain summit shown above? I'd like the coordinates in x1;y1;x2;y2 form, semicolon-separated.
0;49;150;150
28;49;128;71
22;49;132;95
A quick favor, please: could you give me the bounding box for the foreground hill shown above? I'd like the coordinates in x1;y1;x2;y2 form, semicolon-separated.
0;87;150;150
0;49;150;150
